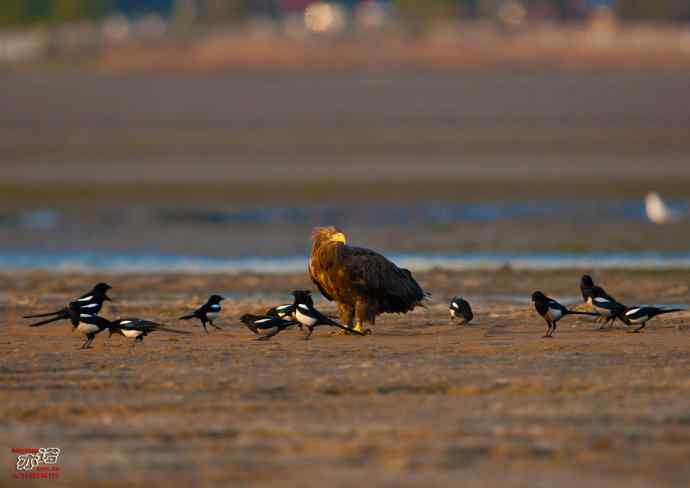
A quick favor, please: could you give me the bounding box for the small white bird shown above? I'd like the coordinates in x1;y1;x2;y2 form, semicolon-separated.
645;192;679;224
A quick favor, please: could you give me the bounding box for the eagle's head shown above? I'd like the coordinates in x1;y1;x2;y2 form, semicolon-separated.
311;226;347;248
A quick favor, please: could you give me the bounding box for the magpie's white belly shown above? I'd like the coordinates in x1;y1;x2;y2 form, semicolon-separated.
121;329;143;338
76;323;100;336
547;308;562;321
627;315;648;324
590;298;613;317
450;309;456;318
594;307;613;318
295;309;317;326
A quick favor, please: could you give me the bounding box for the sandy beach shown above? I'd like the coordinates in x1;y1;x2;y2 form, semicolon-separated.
2;268;690;486
2;52;690;486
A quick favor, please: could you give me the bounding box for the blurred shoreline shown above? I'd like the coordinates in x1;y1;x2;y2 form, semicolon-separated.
4;21;690;74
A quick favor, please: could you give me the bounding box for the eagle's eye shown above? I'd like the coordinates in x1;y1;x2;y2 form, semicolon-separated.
330;232;347;244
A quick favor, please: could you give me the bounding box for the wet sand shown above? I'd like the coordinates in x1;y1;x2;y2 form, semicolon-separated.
2;269;690;486
2;71;690;180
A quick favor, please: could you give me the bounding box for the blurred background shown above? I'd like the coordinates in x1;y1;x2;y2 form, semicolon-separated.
1;0;690;272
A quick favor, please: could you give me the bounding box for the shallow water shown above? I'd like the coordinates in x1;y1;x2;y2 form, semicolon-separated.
3;199;686;231
3;251;690;273
1;197;689;268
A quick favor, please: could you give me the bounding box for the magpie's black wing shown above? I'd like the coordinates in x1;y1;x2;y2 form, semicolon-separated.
591;295;625;313
266;304;294;318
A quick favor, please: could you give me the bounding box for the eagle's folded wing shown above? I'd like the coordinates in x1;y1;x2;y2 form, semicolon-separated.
341;246;425;313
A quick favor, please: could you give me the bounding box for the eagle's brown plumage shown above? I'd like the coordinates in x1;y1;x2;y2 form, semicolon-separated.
308;226;428;333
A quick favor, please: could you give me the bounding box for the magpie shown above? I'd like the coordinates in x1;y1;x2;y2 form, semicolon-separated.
265;303;295;321
588;286;628;329
532;291;598;338
240;314;298;341
179;294;224;334
108;317;190;346
24;282;113;327
580;275;629;328
71;310;189;350
265;290;315;329
449;296;473;324
65;307;111;349
291;290;368;339
623;306;685;333
580;275;595;302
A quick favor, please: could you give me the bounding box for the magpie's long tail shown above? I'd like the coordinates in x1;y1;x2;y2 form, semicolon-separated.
654;308;685;317
565;310;600;317
156;326;192;334
178;314;195;320
320;316;367;336
23;309;65;319
29;313;69;327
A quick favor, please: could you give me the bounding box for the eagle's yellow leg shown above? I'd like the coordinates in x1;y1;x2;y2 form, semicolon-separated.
352;319;365;334
331;320;367;336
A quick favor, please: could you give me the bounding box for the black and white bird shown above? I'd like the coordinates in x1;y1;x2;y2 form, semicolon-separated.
532;291;598;338
581;275;629;328
623;306;685;333
108;317;190;346
588;287;628;329
240;314;298;341
71;310;189;350
66;308;111;350
24;282;113;327
580;275;595;303
266;290;316;329
179;295;224;334
449;296;473;324
291;290;368;339
265;304;295;321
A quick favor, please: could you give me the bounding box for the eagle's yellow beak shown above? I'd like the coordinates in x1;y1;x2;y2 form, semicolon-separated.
331;232;347;244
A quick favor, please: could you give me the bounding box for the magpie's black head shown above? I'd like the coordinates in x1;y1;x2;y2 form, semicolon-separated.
92;282;113;301
209;294;224;304
292;289;312;298
581;275;594;288
240;313;258;324
532;291;547;302
291;290;314;309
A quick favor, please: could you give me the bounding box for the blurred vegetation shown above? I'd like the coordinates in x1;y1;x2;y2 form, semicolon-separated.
0;0;689;28
393;0;460;30
618;0;690;21
0;0;110;26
